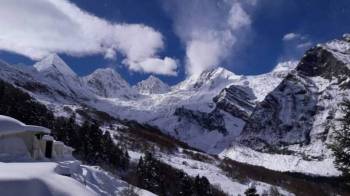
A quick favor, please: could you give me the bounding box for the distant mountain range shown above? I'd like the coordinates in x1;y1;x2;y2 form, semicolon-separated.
1;34;350;178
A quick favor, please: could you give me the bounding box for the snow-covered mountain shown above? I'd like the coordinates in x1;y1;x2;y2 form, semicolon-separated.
239;35;350;154
135;75;170;94
83;68;138;99
0;53;296;154
175;67;240;91
33;54;87;99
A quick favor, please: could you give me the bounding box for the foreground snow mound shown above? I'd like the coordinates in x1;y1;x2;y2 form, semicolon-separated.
0;161;155;196
0;162;96;196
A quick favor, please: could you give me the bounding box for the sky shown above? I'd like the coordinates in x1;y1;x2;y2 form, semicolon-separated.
0;0;350;85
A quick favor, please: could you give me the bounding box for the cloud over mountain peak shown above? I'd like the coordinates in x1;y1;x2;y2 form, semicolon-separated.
0;0;178;76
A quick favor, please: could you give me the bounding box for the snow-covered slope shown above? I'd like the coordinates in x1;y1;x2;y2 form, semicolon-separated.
83;68;138;99
135;75;170;94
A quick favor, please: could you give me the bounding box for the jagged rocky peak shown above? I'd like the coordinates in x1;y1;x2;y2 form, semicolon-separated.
34;53;76;76
83;68;137;98
296;35;350;79
136;75;170;94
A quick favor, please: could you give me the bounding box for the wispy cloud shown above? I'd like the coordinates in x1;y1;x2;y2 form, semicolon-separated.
296;42;313;49
282;33;300;41
281;32;313;60
0;0;178;75
163;0;256;77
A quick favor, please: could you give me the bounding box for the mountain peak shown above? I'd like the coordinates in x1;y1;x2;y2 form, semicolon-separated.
174;67;240;91
136;75;169;94
83;68;137;98
296;34;350;79
200;67;239;80
147;75;158;80
343;33;350;42
91;67;120;77
86;67;130;88
34;54;76;76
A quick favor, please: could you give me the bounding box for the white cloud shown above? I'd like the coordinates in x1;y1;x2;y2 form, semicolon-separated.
228;3;252;31
282;33;300;41
124;57;178;76
297;41;313;49
0;0;177;75
163;0;255;77
280;32;313;61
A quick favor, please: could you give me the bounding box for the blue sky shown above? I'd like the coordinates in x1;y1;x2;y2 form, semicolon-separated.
0;0;350;85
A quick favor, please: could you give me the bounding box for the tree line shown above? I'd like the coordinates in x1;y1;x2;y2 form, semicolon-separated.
0;80;129;171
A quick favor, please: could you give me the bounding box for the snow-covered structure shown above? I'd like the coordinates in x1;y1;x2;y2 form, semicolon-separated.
0;115;71;161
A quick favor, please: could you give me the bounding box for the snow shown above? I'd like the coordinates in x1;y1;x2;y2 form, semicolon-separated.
0;160;155;196
127;150;293;195
0;115;50;136
221;145;341;177
323;38;350;66
156;152;293;196
0;116;153;196
73;164;156;196
271;61;298;73
0;162;97;196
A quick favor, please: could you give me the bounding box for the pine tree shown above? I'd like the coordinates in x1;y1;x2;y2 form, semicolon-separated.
178;173;193;196
244;183;259;196
330;100;350;177
194;175;212;196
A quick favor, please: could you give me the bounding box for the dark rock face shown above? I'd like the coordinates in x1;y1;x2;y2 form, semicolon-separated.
238;38;350;154
174;107;227;134
214;85;256;121
239;74;318;152
296;47;350;80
